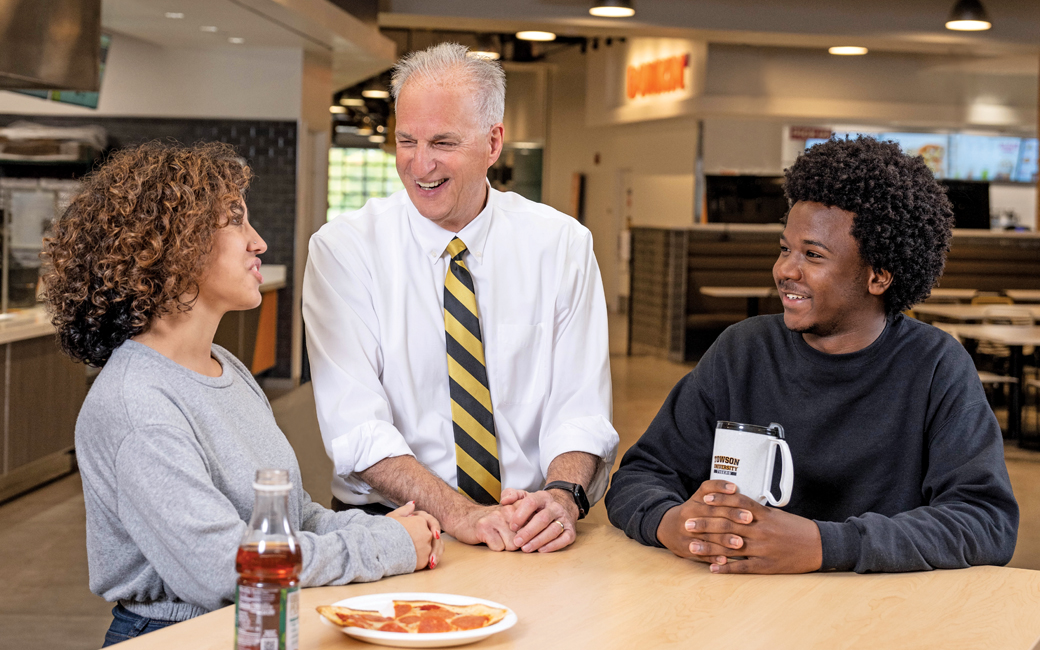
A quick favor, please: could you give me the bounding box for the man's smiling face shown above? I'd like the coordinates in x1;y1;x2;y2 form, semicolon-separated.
774;201;889;352
394;79;503;233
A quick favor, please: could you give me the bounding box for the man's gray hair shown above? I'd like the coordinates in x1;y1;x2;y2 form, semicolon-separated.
390;42;506;132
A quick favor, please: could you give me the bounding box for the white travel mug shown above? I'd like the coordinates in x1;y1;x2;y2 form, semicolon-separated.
709;421;793;507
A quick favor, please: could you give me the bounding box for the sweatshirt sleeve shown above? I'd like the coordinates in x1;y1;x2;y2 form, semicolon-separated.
115;425;417;613
296;491;416;586
816;396;1019;573
605;353;719;546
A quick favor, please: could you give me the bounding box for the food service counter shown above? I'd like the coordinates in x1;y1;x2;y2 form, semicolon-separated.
0;264;287;502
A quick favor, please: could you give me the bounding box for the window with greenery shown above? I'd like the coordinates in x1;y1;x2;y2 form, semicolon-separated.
327;147;404;221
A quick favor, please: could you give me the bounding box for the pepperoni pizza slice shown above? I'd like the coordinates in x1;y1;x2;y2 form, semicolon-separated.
317;599;508;634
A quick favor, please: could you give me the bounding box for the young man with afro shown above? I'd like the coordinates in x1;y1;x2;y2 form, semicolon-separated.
605;136;1019;574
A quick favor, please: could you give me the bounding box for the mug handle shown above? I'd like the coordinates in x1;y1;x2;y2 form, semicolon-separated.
765;439;794;507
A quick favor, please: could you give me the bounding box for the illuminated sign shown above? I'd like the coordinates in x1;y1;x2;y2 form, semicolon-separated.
626;54;689;99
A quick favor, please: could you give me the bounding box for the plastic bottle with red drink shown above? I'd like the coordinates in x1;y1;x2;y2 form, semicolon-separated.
235;469;302;650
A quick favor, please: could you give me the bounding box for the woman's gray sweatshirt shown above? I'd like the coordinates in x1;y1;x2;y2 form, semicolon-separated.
75;341;415;622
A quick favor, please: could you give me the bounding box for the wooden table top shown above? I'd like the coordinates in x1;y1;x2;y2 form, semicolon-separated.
941;324;1040;346
1006;290;1040;303
700;286;776;298
912;304;1040;321
927;288;980;300
112;524;1040;650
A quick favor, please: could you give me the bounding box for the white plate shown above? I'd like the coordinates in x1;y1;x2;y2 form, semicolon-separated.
318;592;518;648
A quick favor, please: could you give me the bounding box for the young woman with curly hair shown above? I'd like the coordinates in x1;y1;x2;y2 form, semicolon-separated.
42;141;442;646
608;136;1016;576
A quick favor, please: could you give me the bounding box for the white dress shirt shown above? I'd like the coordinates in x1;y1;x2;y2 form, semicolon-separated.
303;186;619;507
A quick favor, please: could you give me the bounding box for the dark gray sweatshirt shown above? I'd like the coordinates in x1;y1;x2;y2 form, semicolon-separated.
76;341;416;622
605;314;1018;572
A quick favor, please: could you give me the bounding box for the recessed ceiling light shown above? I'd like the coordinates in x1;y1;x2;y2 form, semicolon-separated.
945;19;991;30
339;97;366;107
228;37;245;44
329;106;346;114
589;0;635;18
164;12;184;19
200;25;218;32
469;50;501;60
356;127;374;136
368;135;387;143
828;46;868;55
516;31;556;42
946;0;992;30
361;89;390;99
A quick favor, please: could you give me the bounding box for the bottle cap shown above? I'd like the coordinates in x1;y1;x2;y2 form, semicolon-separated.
253;468;291;492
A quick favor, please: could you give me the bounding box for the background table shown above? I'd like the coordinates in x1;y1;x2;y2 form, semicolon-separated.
912;304;1040;322
1006;290;1040;303
699;286;775;317
111;524;1040;650
926;288;979;301
943;324;1040;447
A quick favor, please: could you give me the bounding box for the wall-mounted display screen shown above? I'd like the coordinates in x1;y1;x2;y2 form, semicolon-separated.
1015;138;1038;183
803;131;1037;184
948;135;1021;181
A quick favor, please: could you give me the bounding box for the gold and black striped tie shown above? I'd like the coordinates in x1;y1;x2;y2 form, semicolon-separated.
443;237;501;505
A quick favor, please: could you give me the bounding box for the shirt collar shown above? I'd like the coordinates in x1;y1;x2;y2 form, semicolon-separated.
406;180;495;266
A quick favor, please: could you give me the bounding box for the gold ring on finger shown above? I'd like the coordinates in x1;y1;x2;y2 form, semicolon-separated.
555;520;565;531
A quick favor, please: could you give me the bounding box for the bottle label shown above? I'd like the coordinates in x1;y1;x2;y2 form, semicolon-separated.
235;584;300;650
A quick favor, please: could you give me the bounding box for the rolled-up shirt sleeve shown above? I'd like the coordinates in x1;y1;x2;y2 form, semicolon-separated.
303;230;414;485
538;230;619;504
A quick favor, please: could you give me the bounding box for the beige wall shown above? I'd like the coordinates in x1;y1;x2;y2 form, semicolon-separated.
0;33;304;120
545;47;700;312
543;42;1038;309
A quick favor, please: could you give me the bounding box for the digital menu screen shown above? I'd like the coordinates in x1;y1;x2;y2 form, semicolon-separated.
948;134;1022;181
802;131;1037;184
1015;138;1038;183
880;133;949;178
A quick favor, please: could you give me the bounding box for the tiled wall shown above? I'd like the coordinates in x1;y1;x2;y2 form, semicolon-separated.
0;114;298;377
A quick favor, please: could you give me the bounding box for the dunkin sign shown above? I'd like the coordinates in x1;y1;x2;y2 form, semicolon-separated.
626;53;690;100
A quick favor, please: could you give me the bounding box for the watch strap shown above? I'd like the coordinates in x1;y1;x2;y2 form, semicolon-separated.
544;481;589;520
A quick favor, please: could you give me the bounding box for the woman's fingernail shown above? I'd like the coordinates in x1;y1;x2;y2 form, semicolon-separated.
725;483;736;491
690;542;702;553
435;530;440;539
704;495;714;503
710;564;720;573
730;536;740;547
685;519;696;531
430;557;436;568
740;511;751;522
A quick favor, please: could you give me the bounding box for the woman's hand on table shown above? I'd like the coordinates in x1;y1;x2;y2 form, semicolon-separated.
388;501;444;571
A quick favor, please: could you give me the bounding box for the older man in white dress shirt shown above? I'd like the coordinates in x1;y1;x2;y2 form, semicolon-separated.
303;42;618;553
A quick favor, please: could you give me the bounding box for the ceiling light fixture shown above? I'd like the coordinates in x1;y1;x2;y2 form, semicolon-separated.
164;12;184;19
368;135;387;144
945;0;991;30
200;25;218;32
356;127;374;136
339;97;366;107
228;37;245;44
329;106;346;114
516;30;556;42
828;46;868;55
589;0;635;18
361;89;390;99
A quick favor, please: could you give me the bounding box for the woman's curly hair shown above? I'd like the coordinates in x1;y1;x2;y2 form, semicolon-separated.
783;136;954;315
41;141;251;367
